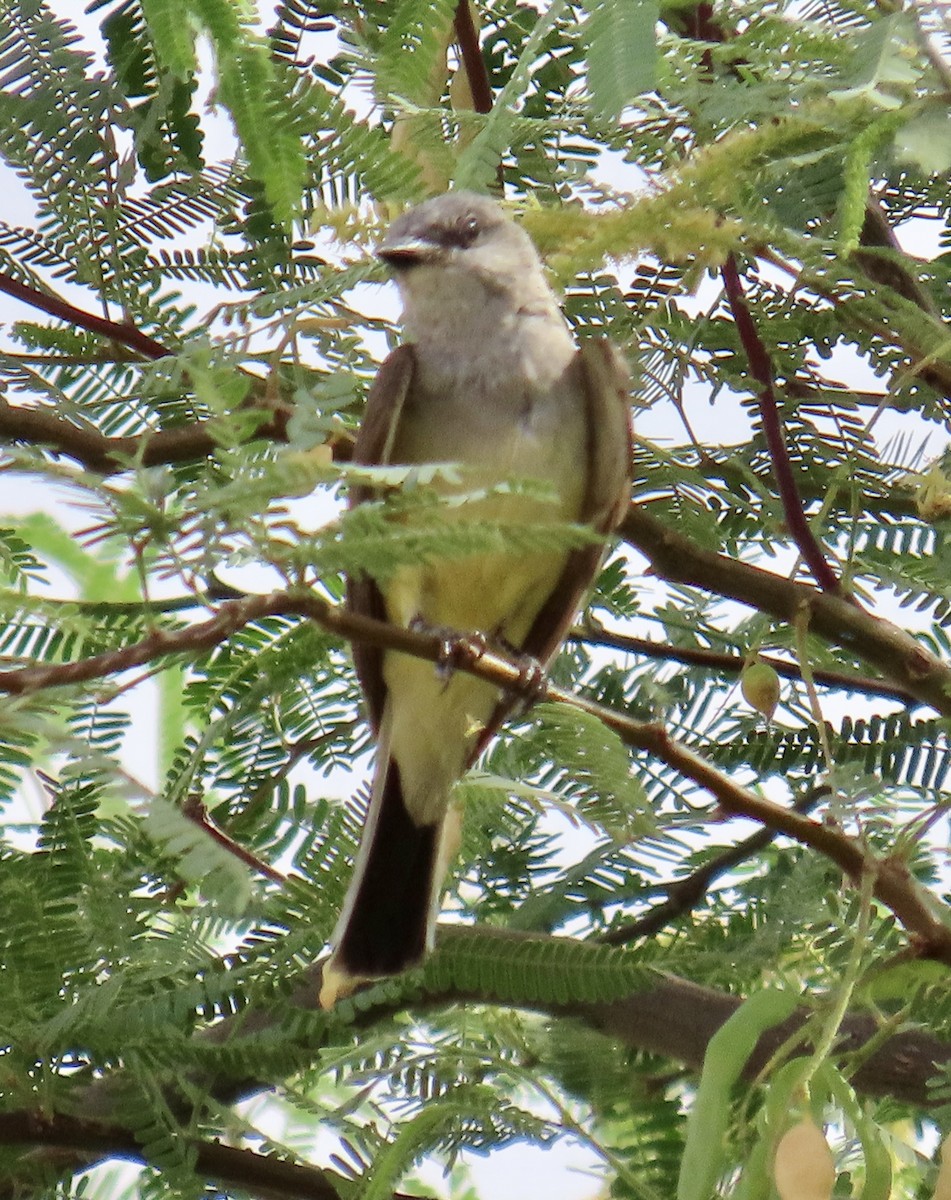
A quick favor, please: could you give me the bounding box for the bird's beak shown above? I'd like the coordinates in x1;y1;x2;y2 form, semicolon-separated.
376;237;441;269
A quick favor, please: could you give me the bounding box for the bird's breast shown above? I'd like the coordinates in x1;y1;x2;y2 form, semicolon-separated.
383;359;588;642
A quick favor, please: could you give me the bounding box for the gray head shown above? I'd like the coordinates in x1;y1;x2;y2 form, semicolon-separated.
375;192;565;364
377;191;549;303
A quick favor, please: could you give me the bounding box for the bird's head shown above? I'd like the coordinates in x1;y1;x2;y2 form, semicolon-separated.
376;191;544;304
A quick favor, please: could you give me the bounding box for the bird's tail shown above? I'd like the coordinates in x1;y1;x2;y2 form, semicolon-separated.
322;755;452;1003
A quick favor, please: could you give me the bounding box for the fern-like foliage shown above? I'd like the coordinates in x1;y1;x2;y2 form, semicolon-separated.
0;1;950;1197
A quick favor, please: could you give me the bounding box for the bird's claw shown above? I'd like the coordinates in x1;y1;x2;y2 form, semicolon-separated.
511;653;548;714
409;617;488;682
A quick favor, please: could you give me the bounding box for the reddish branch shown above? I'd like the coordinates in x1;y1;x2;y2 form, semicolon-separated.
0;592;288;694
453;0;504;191
0;272;170;360
720;254;843;595
453;0;493;113
669;2;951;408
183;795;286;883
673;1;722;42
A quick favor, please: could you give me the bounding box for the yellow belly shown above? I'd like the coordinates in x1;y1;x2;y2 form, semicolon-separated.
379;369;588;824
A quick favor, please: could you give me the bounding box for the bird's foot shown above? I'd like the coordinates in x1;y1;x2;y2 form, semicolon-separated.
507;651;549;714
409;617;488;683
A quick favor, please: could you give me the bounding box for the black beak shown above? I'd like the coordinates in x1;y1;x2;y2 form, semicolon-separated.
376;237;440;269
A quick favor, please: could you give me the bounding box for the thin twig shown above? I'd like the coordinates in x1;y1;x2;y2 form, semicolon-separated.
0;272;169;360
600;785;831;945
721;253;844;595
793;603;834;770
182;795;286;884
572;624;918;705
453;0;493;113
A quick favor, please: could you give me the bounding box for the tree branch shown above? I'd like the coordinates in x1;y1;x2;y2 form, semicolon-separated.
3;583;949;962
569;968;949;1107
600;785;831;944
0;591;291;694
572;624;919;705
0;1110;417;1200
76;934;951;1122
0;272;170;360
0;384;924;529
0;394;291;473
621;503;951;717
8;945;947;1195
453;0;493;113
721;253;844;595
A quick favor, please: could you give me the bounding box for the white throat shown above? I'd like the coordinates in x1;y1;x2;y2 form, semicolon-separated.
398;262;575;391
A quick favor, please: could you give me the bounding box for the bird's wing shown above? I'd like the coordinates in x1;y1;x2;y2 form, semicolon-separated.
346;343;417;733
469;338;631;763
517;337;632;667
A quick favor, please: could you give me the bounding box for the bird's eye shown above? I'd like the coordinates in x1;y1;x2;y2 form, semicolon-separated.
447;214;481;247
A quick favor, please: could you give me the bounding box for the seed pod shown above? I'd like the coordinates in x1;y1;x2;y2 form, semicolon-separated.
773;1119;835;1200
741;659;781;722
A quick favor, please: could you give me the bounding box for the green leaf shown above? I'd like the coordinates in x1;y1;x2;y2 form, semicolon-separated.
141;0;198;79
894;109;951;176
530;701;652;840
583;0;657;122
187;0;305;228
424;926;649;1004
829;12;920;107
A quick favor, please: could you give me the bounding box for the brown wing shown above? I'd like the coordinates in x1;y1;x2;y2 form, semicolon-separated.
518;338;632;666
469;338;632;762
346;343;417;733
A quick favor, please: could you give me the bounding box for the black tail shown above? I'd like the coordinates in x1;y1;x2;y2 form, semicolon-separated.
333;759;441;978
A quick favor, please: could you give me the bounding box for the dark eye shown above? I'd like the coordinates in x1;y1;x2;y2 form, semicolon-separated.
447;213;481;248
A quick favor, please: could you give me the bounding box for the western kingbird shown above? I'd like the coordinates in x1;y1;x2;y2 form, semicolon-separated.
323;191;631;1000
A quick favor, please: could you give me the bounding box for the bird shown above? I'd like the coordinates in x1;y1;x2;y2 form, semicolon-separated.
321;190;631;1005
